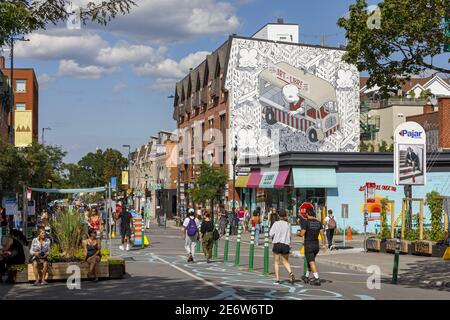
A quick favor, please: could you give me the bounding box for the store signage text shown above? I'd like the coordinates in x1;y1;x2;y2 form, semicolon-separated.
399;129;422;139
359;184;397;192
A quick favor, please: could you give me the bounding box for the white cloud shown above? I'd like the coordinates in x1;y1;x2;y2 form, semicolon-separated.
58;59;117;79
112;83;128;93
133;51;209;78
96;41;167;66
15;32;108;62
72;0;240;43
150;78;179;91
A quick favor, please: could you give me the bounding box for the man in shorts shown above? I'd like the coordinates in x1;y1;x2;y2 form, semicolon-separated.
119;205;133;251
299;207;327;286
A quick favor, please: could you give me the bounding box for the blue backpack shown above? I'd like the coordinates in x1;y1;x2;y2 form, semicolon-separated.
187;218;198;237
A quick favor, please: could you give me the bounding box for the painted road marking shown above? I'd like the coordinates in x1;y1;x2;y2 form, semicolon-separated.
152;254;245;300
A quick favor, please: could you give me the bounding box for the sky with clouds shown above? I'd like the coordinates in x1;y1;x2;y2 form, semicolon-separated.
4;0;448;163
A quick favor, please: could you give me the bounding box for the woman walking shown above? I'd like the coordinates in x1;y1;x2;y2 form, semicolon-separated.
200;212;214;263
269;209;295;285
251;211;261;246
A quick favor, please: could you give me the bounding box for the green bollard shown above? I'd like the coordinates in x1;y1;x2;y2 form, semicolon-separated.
234;223;242;266
248;226;255;271
213;223;219;259
391;236;401;284
141;223;145;249
303;256;308;276
196;226;201;253
224;223;230;263
263;228;269;275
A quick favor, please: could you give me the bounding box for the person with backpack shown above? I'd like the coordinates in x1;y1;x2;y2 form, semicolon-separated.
324;209;336;250
200;212;215;263
251;210;261;246
183;208;200;262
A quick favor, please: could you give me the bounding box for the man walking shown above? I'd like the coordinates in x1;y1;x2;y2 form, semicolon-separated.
183;208;200;262
119;205;133;251
324;209;336;250
299;207;327;286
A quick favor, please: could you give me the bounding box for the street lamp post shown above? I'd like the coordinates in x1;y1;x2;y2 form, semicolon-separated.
7;36;29;145
232;135;238;235
42;127;51;145
122;144;131;206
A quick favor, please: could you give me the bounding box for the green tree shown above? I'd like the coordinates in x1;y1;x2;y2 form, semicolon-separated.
0;0;136;47
425;191;444;241
380;198;391;239
338;0;449;98
189;162;228;223
378;140;394;152
64;148;127;189
419;88;432;99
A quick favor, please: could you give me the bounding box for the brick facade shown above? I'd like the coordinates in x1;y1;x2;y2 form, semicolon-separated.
1;56;39;145
438;97;450;149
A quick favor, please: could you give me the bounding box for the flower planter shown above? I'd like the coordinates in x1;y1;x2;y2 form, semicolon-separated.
366;238;381;252
10;265;29;283
28;261;110;281
413;240;435;256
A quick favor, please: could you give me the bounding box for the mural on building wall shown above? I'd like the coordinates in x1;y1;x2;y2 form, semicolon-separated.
14;110;33;147
225;38;360;158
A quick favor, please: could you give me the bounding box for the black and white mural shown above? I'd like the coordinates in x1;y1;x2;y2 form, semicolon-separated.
225;38;360;158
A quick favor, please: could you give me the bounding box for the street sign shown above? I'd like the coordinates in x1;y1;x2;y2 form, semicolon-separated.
366;182;376;203
3;197;18;216
27;201;36;216
299;202;314;219
26;190;32;201
111;176;117;190
341;204;348;219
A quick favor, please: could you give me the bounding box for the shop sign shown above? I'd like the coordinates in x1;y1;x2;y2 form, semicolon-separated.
358;184;397;192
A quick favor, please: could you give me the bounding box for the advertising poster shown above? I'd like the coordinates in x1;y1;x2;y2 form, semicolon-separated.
394;122;426;186
14;110;33;147
27;200;36;216
3;196;18;216
122;171;129;185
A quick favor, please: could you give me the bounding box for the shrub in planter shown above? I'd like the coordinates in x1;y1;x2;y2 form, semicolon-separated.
425;191;445;242
51;209;84;259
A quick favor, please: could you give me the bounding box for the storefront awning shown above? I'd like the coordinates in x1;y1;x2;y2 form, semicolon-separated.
274;168;290;189
247;170;262;188
259;170;278;188
293;168;337;188
235;175;250;188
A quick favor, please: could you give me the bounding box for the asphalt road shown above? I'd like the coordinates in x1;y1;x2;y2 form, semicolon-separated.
1;224;449;300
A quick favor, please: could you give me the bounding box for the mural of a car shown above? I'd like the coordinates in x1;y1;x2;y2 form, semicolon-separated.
258;62;340;143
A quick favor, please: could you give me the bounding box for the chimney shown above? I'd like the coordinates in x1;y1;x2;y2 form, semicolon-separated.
277;18;284;24
438;97;450;149
423;102;435;114
0;56;4;69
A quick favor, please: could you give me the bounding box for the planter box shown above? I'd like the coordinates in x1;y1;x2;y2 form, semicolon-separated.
380;240;387;253
28;261;109;281
108;258;126;279
413;240;435;256
385;239;411;254
432;244;448;258
366;238;381;252
10;266;29;284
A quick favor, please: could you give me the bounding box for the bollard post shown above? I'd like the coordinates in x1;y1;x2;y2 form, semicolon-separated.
196;225;201;253
391;235;401;284
248;226;255;271
213;223;219;259
234;223;242;266
224;223;230;263
141;224;145;249
303;253;308;276
263;227;269;275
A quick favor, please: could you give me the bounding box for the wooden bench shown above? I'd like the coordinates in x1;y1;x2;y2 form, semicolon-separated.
28;261;109;281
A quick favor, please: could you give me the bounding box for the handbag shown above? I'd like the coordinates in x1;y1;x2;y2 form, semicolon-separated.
213;228;220;241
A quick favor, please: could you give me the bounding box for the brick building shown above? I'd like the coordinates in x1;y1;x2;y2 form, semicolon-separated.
0;68;10;144
173;21;360;213
0;56;39;147
407;97;450;151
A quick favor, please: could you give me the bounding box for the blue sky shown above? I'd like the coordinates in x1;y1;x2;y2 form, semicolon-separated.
5;0;448;163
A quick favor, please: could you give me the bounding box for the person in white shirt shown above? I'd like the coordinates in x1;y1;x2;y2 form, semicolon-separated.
269;209;295;285
183;208;200;262
324;210;337;250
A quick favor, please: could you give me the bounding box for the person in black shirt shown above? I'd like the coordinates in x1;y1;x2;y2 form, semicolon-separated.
119;205;133;251
200;212;215;263
299;207;327;286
